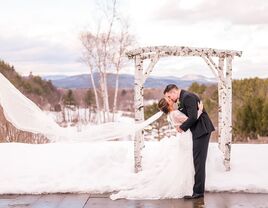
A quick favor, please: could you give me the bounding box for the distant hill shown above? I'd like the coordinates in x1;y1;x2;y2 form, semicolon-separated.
42;73;216;89
0;60;61;110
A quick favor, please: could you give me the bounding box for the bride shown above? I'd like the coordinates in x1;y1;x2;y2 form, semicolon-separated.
110;97;204;200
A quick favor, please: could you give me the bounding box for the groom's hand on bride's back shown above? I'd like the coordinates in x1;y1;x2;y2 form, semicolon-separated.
176;126;184;133
198;101;204;112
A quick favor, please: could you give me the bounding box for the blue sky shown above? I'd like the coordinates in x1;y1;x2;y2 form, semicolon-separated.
0;0;268;78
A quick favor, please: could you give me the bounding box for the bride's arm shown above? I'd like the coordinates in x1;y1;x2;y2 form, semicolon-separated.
169;112;188;131
170;101;203;132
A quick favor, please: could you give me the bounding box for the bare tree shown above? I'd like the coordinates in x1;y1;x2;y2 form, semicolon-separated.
80;31;112;123
80;0;135;123
111;20;135;121
80;33;102;123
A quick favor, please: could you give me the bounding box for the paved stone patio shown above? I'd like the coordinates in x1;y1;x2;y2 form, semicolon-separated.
0;192;267;208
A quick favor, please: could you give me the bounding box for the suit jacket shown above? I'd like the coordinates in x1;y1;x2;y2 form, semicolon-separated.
178;89;215;139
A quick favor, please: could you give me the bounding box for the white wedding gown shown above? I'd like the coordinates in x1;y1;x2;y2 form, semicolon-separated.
110;110;196;200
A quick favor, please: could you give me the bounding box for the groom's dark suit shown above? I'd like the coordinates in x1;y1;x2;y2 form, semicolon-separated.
178;89;215;195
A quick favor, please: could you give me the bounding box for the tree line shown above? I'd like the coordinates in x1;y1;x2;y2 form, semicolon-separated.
144;78;268;142
188;79;268;141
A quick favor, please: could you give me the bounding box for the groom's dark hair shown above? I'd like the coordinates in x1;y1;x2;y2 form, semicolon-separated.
163;84;178;94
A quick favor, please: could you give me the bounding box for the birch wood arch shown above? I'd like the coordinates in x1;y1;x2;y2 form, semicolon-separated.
125;46;242;173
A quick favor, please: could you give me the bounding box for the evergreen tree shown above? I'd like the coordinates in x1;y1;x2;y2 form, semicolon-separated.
63;90;76;106
144;103;167;140
84;90;95;107
188;82;207;96
235;97;268;139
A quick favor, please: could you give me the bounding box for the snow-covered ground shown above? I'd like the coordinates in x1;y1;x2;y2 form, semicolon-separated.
0;140;267;197
45;108;129;126
1;72;268;199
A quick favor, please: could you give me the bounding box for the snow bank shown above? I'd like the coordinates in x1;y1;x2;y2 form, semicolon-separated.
206;143;268;193
0;141;267;195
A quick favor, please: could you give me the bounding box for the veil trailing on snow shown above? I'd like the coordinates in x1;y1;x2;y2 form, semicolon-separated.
0;73;164;142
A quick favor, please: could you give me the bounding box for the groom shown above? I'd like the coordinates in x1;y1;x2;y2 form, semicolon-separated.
164;84;215;199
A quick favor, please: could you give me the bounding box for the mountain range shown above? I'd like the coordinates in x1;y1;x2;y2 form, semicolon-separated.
42;73;216;89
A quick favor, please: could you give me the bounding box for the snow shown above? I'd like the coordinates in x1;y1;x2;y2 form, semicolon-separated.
0;141;267;197
45;108;133;127
207;144;268;193
180;74;216;83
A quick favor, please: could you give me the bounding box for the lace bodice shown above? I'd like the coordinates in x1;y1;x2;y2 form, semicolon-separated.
168;110;202;128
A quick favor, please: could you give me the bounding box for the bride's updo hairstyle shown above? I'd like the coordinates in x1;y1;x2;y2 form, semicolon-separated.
158;98;170;114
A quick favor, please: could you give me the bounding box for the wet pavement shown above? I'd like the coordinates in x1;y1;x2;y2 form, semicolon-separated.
0;192;267;208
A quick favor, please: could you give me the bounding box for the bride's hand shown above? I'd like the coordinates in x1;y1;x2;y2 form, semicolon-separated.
198;101;204;112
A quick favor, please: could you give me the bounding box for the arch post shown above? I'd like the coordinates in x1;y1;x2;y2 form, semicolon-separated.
217;56;225;154
216;55;233;171
134;55;144;173
201;54;233;171
222;55;233;171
